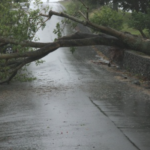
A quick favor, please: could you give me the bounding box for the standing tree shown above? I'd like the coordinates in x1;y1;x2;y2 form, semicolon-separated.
0;0;150;84
118;0;150;13
91;0;150;13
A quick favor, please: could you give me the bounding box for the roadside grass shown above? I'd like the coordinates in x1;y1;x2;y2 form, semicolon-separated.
90;9;148;36
121;23;141;35
121;13;141;36
120;12;148;36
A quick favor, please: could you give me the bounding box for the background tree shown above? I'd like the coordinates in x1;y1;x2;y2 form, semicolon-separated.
84;0;150;13
90;6;123;30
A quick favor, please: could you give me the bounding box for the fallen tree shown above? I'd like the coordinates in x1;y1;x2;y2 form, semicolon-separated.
0;0;150;84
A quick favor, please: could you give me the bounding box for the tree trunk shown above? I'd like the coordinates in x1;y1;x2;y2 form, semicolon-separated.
113;0;118;11
139;29;146;38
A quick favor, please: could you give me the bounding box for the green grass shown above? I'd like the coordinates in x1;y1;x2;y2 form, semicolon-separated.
121;23;141;35
119;12;141;36
89;8;145;36
121;12;149;37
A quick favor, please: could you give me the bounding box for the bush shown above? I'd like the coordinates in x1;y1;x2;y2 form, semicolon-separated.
90;6;123;30
128;11;150;35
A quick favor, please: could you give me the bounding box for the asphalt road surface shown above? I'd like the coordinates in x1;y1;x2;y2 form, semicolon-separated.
0;1;150;150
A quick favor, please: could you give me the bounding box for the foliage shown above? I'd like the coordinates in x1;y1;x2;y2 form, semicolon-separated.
83;0;150;13
0;0;49;82
1;0;150;84
128;10;150;36
90;6;123;30
53;23;62;39
59;1;83;34
13;66;37;82
65;0;87;18
118;0;150;13
128;12;147;31
70;47;76;54
0;0;48;45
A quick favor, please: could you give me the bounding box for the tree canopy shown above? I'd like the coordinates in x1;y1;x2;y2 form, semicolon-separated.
83;0;150;12
118;0;150;13
0;0;150;84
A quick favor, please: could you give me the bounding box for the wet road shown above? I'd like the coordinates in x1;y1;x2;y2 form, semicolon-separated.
0;0;150;150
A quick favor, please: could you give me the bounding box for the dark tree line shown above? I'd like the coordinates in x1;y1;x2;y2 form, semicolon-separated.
82;0;150;13
13;0;28;2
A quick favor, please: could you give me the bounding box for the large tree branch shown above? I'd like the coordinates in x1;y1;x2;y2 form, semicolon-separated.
1;7;150;84
0;32;126;59
0;36;51;48
0;31;127;84
40;10;150;55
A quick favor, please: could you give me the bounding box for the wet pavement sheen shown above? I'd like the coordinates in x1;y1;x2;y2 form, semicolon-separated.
0;1;150;150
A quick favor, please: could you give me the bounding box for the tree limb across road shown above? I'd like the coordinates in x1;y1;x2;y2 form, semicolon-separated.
0;0;150;84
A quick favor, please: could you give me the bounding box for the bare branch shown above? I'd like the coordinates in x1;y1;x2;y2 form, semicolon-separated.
78;0;88;9
78;10;87;20
78;0;89;20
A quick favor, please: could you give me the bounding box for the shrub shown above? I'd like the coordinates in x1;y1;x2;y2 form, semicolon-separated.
90;6;123;30
128;11;150;36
